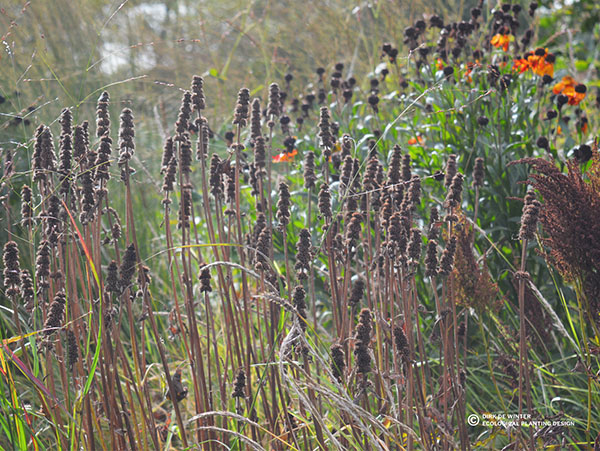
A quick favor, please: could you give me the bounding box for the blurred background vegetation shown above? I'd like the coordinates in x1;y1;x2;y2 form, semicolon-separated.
1;0;597;155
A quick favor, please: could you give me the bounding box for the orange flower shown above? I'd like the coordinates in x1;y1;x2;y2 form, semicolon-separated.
526;49;553;77
491;33;511;52
408;136;424;145
513;58;530;74
552;76;576;95
436;58;444;71
272;149;298;163
557;125;562;135
553;77;587;105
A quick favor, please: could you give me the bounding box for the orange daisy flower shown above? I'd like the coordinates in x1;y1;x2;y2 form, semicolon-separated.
513;58;530;74
552;76;576;95
408;136;424;145
491;33;511;52
272;148;298;163
553;77;587;105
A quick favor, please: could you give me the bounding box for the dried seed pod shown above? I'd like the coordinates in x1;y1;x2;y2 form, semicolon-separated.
292;285;307;331
191;75;206;112
348;279;365;309
233;88;250;127
318;183;332;222
199;264;212;293
444;154;457;188
444;172;464;210
119;244;137;292
394;326;410;362
44;291;66;337
439;236;457;276
425;240;438;278
473;157;485;187
96;91;110;138
519;194;541;241
303;151;317;189
330;344;346;382
21;185;33;227
277;182;291;229
232;369;246;398
295;229;312;280
3;241;21;297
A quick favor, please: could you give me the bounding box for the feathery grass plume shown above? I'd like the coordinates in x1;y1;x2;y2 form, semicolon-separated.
199;264;212;293
295;228;312;280
3;241;21;297
178;184;192;229
119;244;137;292
267;83;281;126
444;154;457;188
232;369;246;398
439;236;458;276
96;91;110;138
58;108;73;196
233;88;250;127
318;107;333;158
162;156;177;194
66;329;79;368
330;344;345;382
452;217;500;313
160;137;174;174
425;239;438;278
277;182;291;229
348;279;365;309
44;291;66;337
354;308;372;375
21;185;33;227
292;285;307;331
176;91;192;135
117;108;135;171
519;195;541;241
444;172;464;210
318;182;332;222
514;157;600;291
35;240;51;288
21;269;34;313
208;154;223;199
191;75;206;112
473;157;485;187
394;326;410;362
250;98;262;140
